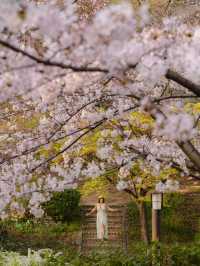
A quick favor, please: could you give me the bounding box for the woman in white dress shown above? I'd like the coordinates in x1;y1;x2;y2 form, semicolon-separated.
86;196;117;240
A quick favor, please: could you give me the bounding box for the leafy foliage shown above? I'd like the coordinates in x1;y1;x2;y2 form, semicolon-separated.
128;193;200;243
1;243;200;266
42;189;81;222
80;176;110;198
0;218;80;254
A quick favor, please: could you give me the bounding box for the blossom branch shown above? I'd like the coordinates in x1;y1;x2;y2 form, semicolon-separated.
0;39;108;73
30;120;105;172
1;39;200;99
166;69;200;97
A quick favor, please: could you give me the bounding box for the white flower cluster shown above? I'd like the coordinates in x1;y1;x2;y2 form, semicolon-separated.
29;192;46;218
118;166;130;179
85;2;151;72
0;0;199;218
96;145;113;160
138;54;168;87
155;113;196;142
116;180;128;191
155;179;180;193
82;161;102;178
168;27;200;84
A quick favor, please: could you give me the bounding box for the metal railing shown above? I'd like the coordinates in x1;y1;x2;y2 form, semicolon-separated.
122;205;128;251
79;204;128;252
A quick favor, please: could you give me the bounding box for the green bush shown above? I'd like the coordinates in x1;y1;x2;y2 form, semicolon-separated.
0;218;81;254
127;201;151;241
127;193;199;243
168;244;200;266
42;189;81;222
0;248;76;266
1;244;200;266
71;249;150;266
161;193;194;242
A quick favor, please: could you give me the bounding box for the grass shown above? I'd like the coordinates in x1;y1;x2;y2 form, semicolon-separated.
0;218;81;254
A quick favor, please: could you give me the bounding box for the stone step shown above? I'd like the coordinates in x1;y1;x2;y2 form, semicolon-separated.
83;222;123;226
81;205;125;208
83;228;122;232
83;219;126;223
80;205;128;252
82;229;123;235
82;232;122;237
82;244;122;250
84;216;123;220
83;234;122;238
82;239;122;247
83;222;123;227
81;246;123;253
83;216;123;219
83;223;123;228
82;238;122;242
84;216;123;221
82;227;123;232
81;207;124;214
83;219;123;223
83;224;122;230
82;227;123;231
82;212;123;216
82;212;124;217
82;208;123;212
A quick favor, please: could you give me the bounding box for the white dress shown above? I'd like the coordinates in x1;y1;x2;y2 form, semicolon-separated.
96;203;108;239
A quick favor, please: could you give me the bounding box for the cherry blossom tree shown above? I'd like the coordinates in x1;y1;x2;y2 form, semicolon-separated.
0;0;200;220
77;110;180;243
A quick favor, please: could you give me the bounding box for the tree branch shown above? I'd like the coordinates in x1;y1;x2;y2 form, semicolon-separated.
177;140;200;172
166;69;200;97
1;39;200;98
0;39;108;73
30;120;105;172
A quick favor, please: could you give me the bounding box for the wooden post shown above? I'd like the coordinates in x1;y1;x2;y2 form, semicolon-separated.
152;209;160;242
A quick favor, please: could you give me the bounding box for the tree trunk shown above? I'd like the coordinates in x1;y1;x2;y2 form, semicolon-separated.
138;201;149;244
177;140;200;171
166;69;200;97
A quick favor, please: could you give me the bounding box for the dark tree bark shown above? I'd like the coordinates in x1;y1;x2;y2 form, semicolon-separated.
177;140;200;171
138;201;150;244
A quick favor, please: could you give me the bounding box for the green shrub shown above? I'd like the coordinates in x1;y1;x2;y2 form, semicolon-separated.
0;249;76;266
72;249;150;266
127;201;151;241
2;244;200;266
161;193;196;242
0;218;81;254
127;193;199;243
42;189;81;222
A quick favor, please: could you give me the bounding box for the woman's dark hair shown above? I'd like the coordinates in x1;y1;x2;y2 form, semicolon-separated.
98;197;105;203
